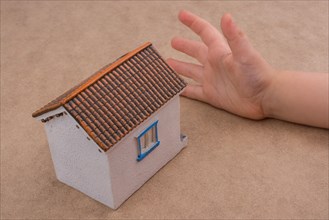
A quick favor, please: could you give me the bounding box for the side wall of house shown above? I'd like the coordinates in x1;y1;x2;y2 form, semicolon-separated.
42;107;114;208
107;96;186;209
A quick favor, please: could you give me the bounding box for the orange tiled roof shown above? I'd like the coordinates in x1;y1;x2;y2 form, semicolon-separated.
32;42;186;151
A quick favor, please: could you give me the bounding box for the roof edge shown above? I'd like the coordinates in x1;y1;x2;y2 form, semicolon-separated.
32;102;62;118
32;42;152;118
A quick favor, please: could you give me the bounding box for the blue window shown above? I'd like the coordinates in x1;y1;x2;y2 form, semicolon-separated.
137;121;160;161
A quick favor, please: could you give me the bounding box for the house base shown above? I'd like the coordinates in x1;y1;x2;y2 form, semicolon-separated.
180;133;188;148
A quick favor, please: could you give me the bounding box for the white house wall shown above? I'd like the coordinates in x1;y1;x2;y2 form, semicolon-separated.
107;96;185;209
43;107;114;208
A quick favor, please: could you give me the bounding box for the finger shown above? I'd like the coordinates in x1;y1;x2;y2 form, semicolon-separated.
181;85;206;102
220;13;258;64
178;10;228;49
171;37;208;64
167;58;204;83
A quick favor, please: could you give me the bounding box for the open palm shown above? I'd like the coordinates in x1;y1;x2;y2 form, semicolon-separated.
167;10;274;119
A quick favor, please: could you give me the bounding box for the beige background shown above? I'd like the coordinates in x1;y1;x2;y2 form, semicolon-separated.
1;1;328;219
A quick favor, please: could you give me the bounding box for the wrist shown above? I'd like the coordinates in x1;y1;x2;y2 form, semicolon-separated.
261;68;281;119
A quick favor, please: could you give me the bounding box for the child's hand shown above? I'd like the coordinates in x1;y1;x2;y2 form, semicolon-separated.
167;10;274;119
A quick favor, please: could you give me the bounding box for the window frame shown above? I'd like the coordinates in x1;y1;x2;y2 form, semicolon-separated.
137;120;160;161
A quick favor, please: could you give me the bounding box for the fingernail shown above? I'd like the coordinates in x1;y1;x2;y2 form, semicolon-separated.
228;14;235;26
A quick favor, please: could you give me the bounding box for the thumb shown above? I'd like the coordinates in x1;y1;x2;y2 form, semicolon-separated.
221;13;257;64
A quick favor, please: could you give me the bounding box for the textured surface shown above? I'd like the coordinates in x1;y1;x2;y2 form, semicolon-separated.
1;1;328;219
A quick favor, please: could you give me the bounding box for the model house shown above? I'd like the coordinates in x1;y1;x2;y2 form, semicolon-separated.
32;42;188;209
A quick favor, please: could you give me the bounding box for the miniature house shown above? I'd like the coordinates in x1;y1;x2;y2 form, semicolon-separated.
32;42;188;209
